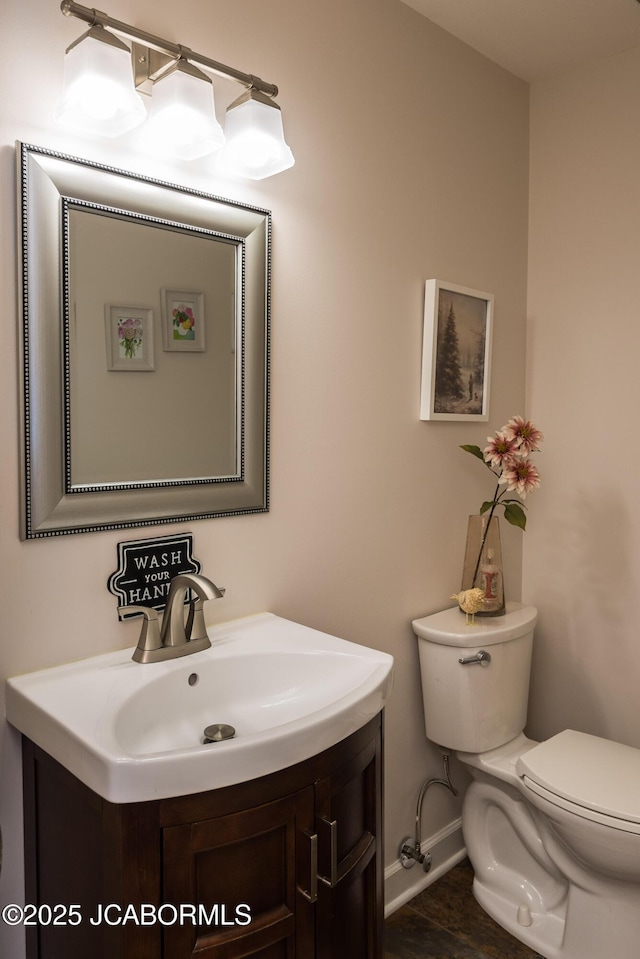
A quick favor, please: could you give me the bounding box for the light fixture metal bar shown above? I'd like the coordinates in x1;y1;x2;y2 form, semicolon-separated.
60;0;279;97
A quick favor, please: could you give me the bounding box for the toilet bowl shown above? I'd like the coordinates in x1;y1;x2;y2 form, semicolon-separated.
412;603;640;959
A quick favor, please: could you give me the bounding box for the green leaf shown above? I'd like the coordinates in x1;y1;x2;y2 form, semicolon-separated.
480;501;496;514
504;502;527;530
460;444;485;461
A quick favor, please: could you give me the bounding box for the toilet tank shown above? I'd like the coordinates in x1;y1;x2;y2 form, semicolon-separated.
412;603;538;753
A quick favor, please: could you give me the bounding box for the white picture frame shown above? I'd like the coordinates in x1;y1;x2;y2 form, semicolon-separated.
161;289;206;352
104;305;155;372
420;279;493;422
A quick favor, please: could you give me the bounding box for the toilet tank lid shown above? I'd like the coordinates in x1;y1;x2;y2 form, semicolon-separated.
412;602;537;648
517;729;640;825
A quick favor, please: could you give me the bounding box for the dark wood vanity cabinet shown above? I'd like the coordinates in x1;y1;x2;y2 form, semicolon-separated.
22;714;383;959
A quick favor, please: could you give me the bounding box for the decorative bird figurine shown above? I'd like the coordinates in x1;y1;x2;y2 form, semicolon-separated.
450;588;485;625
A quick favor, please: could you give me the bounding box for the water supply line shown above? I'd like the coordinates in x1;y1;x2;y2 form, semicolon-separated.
399;751;458;872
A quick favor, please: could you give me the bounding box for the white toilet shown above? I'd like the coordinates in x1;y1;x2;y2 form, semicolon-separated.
412;602;640;959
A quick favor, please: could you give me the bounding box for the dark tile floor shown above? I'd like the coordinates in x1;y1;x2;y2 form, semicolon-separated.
385;859;543;959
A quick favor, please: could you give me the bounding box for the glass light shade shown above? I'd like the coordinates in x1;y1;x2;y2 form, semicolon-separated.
54;27;146;137
143;61;225;161
215;90;295;180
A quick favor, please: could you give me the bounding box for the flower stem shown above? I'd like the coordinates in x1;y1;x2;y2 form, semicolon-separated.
472;483;502;587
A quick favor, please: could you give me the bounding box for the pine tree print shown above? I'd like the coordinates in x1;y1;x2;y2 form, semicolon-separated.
434;303;463;410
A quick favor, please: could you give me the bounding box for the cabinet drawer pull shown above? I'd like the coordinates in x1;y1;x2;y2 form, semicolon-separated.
317;819;375;888
336;830;375;884
299;831;318;903
317;818;338;888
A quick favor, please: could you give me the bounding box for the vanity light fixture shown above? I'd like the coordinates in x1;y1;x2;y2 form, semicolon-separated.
142;60;225;161
57;0;295;178
54;24;146;136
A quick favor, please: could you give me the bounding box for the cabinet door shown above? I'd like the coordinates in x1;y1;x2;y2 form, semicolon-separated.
162;787;315;958
315;731;383;959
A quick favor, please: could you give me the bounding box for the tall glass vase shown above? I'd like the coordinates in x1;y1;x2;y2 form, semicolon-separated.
460;514;505;616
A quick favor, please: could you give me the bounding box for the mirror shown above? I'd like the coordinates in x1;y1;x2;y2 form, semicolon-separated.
17;143;270;538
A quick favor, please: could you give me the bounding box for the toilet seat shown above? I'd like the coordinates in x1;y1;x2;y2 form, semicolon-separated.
517;729;640;833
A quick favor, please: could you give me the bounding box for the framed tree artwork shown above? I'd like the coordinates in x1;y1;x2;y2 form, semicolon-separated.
420;279;493;422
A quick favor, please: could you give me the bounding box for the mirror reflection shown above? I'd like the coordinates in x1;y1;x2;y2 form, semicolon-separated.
67;205;240;488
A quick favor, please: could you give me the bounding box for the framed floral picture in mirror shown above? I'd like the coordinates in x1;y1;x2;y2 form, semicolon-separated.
104;305;154;372
161;289;206;352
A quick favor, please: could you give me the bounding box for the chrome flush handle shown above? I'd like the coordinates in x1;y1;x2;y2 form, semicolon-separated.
458;650;491;667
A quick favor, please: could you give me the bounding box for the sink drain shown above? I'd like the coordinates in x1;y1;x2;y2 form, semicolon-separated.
203;723;236;744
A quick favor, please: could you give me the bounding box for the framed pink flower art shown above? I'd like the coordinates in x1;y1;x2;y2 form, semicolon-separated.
105;305;155;371
161;289;206;352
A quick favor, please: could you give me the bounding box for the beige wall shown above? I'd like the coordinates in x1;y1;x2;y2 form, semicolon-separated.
525;45;640;750
0;0;530;949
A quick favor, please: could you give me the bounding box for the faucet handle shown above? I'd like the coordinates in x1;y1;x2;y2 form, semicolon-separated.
119;605;163;664
185;578;225;642
185;598;205;643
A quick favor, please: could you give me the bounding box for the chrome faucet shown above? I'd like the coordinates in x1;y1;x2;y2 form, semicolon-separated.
120;573;225;664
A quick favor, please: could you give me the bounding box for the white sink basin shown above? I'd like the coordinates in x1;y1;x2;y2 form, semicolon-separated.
6;613;394;803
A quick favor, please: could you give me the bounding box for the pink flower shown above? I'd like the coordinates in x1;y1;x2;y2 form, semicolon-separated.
484;431;519;470
503;416;543;454
500;458;541;498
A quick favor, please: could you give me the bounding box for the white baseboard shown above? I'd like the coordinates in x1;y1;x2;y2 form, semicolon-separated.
384;817;466;918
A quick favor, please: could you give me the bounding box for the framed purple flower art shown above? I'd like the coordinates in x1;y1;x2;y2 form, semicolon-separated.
161;289;206;352
420;279;494;422
105;305;155;371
